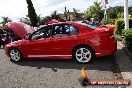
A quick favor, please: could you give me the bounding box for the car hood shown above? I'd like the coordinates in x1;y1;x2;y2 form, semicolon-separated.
5;22;35;38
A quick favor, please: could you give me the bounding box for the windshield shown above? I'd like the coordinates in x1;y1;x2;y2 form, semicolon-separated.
30;26;52;40
76;21;97;30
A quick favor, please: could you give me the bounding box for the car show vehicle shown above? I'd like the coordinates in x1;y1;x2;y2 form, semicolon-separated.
4;21;117;63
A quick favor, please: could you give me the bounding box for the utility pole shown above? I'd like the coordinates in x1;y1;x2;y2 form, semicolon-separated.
104;3;107;23
64;7;68;21
102;0;108;25
124;0;129;29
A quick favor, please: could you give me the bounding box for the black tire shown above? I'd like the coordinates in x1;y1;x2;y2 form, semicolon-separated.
9;48;23;62
73;46;94;64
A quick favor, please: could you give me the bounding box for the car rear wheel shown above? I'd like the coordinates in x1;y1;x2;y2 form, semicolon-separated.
9;48;23;62
73;46;94;63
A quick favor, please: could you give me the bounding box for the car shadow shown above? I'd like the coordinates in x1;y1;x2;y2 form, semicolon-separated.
114;47;132;72
1;45;131;73
14;55;116;72
11;47;132;72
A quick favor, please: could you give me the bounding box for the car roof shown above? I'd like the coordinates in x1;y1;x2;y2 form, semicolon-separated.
46;21;78;26
37;21;92;33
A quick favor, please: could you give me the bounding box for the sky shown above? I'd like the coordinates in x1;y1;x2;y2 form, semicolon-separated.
0;0;132;22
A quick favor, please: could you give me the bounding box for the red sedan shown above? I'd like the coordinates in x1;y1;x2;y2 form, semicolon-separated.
4;21;117;63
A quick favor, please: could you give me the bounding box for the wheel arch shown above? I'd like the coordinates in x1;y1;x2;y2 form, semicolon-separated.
8;47;23;57
72;44;96;57
8;47;17;54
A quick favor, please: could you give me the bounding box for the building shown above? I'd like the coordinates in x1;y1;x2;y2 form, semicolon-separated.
63;7;84;21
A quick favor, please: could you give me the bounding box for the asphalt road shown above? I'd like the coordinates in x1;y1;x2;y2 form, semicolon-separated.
0;46;122;88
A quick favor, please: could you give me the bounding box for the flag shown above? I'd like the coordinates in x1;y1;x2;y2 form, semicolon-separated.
104;0;108;4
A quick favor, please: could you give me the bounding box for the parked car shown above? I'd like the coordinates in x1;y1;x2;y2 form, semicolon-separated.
4;21;117;63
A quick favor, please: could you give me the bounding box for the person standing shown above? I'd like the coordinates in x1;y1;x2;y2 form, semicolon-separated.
0;29;4;48
4;30;10;45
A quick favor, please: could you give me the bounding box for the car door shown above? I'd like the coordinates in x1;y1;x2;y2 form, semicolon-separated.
28;26;53;58
50;24;79;58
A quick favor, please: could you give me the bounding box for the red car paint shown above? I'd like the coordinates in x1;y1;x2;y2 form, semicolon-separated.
5;22;35;39
4;21;117;59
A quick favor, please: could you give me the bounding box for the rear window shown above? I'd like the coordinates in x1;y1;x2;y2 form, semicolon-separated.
75;21;97;30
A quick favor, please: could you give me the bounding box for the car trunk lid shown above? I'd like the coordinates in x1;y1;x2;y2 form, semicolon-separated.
95;25;115;39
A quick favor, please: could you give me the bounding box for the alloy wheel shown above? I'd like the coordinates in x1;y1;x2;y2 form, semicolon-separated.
9;49;22;62
75;47;92;63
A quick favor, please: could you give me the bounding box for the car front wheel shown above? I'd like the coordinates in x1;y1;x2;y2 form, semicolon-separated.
73;46;94;63
9;48;23;62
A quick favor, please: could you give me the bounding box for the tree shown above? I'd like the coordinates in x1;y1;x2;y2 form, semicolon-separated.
107;6;124;19
84;1;103;21
18;15;31;25
129;6;132;16
37;14;45;25
71;8;83;20
42;16;52;24
26;0;38;27
51;11;65;21
37;16;53;25
0;16;12;27
19;14;45;26
117;12;124;18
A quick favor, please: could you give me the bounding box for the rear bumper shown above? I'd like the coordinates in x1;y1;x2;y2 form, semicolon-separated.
95;39;117;57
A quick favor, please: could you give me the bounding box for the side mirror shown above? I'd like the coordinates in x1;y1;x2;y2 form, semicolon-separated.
24;33;31;40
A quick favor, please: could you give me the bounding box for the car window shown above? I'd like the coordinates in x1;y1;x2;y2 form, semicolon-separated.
31;26;52;40
68;25;79;35
52;25;69;37
52;24;79;37
76;21;97;30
